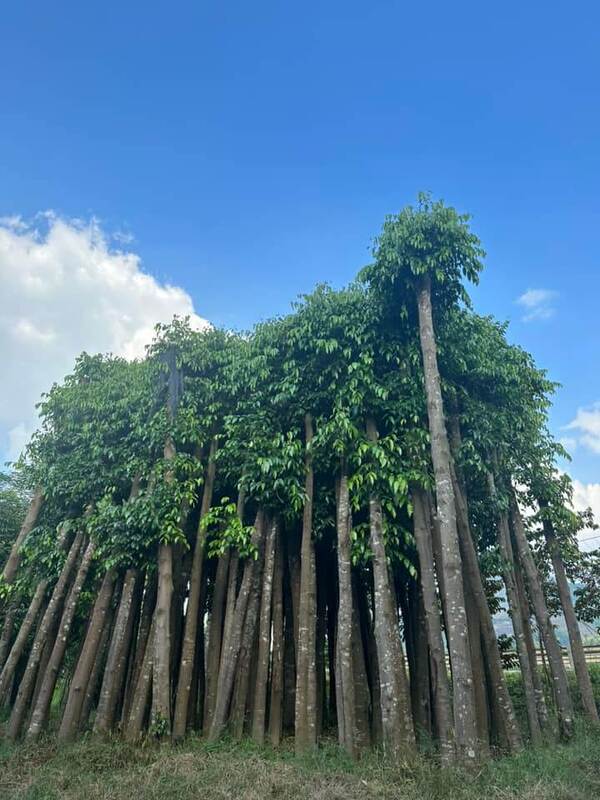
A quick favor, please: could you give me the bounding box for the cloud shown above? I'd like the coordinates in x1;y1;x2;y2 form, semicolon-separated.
571;479;600;551
0;214;208;462
565;403;600;455
516;288;558;322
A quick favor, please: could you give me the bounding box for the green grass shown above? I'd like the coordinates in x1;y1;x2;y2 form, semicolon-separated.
2;666;600;799
1;725;600;800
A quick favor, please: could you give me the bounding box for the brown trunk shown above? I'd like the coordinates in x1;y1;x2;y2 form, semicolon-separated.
453;472;521;752
448;419;522;752
172;437;217;739
150;437;178;737
283;559;297;731
94;568;140;734
58;569;117;740
0;602;18;670
231;541;264;740
351;587;371;751
294;413;318;753
335;465;357;758
208;509;266;741
542;512;598;723
27;538;95;738
2;487;44;584
123;572;157;724
0;581;48;703
125;615;156;741
494;496;544;743
81;584;117;730
7;531;83;740
509;495;574;740
367;418;414;755
514;561;549;731
269;529;284;746
416;275;478;763
202;552;230;730
252;516;278;744
411;487;454;764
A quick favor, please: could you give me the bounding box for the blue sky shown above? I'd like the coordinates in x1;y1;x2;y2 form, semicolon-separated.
1;1;600;504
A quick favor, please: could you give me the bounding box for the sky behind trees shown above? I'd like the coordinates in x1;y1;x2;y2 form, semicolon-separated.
1;1;599;535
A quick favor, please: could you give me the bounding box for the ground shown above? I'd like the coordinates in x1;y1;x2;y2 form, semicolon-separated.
1;726;600;800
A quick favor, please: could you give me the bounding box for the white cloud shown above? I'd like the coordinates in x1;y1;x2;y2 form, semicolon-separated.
565;403;600;455
571;479;600;551
0;214;208;462
516;288;558;322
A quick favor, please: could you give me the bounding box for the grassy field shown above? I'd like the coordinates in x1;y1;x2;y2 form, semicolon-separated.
1;725;600;800
2;667;600;799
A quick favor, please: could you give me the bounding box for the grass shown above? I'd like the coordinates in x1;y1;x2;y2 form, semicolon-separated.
2;666;600;799
1;724;600;800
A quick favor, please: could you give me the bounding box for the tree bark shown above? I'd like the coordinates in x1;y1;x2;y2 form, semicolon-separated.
151;437;177;737
416;275;479;762
366;420;414;754
80;583;117;731
411;486;454;764
335;465;357;758
208;509;266;742
252;516;278;743
231;540;264;740
0;581;48;704
27;537;95;738
2;487;44;584
0;602;18;671
452;468;521;752
94;568;140;734
58;569;117;740
7;530;84;740
509;495;574;740
123;572;157;724
269;529;284;746
541;510;598;723
172;437;217;739
203;552;230;731
295;412;318;753
125;616;156;741
514;559;549;731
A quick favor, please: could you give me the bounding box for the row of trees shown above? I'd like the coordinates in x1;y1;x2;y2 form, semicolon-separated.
1;196;599;766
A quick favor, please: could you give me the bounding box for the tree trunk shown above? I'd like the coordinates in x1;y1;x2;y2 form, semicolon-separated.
294;412;318;753
541;511;598;723
209;509;266;741
252;516;278;744
509;495;574;740
231;540;264;740
0;581;48;704
58;569;117;740
151;437;178;737
203;552;230;731
335;465;357;758
514;560;549;731
452;470;521;752
123;572;157;725
0;602;18;670
415;274;478;763
172;437;217;739
94;568;140;734
7;530;84;740
367;420;414;755
411;486;454;764
125;616;156;741
81;584;117;731
27;538;95;738
2;487;44;584
269;528;284;746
